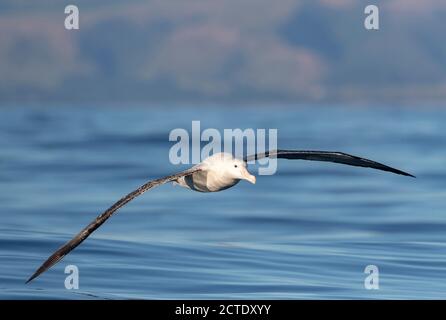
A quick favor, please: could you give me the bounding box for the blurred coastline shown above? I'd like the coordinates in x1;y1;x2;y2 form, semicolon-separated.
1;0;446;106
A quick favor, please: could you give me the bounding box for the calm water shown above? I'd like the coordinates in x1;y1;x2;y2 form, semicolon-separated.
0;105;445;299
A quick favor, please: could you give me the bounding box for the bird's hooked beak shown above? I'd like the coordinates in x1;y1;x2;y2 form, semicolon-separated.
241;167;256;184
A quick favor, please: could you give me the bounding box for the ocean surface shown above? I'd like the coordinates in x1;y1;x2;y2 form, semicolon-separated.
0;105;445;299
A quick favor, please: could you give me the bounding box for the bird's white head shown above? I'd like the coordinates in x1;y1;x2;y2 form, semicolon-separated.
203;152;256;184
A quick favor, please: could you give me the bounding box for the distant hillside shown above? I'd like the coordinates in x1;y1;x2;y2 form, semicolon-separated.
1;0;446;105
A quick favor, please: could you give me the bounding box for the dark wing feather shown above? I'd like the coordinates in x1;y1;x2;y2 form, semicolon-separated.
244;150;414;177
26;167;201;283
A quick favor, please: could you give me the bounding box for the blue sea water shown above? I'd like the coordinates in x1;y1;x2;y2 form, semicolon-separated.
0;105;445;299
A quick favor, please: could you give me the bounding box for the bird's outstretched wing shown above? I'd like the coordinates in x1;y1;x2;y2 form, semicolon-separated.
244;150;414;177
26;167;202;284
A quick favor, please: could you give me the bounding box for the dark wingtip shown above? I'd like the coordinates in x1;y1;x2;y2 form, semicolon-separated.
25;252;64;284
26;264;48;284
25;271;39;284
395;170;416;178
377;161;415;178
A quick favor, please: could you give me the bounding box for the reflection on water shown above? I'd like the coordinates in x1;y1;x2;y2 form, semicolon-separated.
0;105;445;299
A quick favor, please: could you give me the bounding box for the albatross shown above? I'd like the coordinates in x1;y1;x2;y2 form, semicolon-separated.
26;149;414;283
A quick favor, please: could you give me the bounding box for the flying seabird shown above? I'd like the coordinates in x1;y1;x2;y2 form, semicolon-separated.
26;149;414;283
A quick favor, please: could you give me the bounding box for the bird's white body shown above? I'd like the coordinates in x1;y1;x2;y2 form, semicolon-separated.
175;153;256;192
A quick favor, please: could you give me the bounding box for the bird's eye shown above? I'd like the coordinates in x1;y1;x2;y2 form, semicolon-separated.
234;165;238;168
